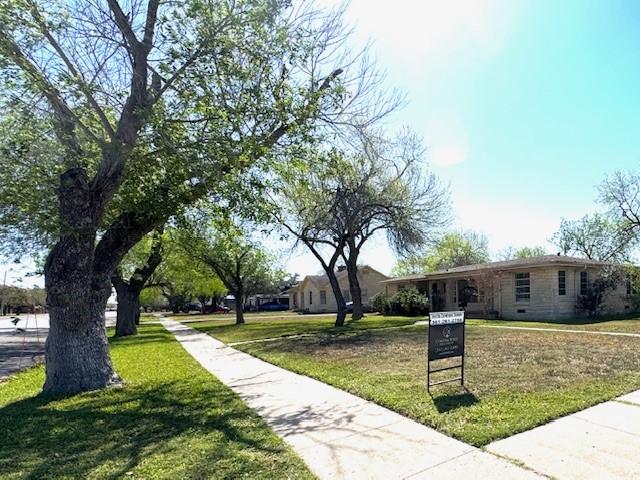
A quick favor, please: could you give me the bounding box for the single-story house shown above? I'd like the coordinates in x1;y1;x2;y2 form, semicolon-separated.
383;255;634;320
289;265;390;313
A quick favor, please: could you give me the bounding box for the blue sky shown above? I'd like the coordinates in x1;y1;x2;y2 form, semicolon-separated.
285;0;640;276
3;0;640;285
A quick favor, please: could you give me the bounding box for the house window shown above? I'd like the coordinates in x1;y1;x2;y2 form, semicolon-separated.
309;291;313;305
361;288;368;301
452;282;457;303
580;271;588;295
342;289;351;302
398;284;406;291
515;272;530;302
558;271;566;296
627;275;633;296
320;290;327;305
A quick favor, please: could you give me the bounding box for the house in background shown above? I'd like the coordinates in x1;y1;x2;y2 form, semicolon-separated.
289;265;390;313
383;255;634;320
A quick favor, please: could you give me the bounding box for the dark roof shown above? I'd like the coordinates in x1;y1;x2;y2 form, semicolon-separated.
384;255;612;283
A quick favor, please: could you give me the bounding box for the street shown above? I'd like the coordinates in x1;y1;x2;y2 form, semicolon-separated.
0;312;117;380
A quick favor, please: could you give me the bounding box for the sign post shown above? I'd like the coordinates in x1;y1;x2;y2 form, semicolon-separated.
427;311;465;392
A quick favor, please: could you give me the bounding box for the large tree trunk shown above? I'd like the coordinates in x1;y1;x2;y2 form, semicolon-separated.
43;168;119;395
235;290;245;325
345;248;364;320
327;271;347;327
111;231;163;337
113;278;141;337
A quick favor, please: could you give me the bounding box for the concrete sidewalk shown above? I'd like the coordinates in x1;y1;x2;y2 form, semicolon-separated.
161;318;540;480
487;390;640;480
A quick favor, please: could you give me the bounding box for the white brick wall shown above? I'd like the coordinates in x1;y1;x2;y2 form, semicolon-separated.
385;265;634;320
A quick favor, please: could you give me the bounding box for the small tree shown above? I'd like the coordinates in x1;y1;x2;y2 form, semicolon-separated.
274;154;351;327
338;129;448;320
276;129;448;322
154;244;225;314
139;287;165;312
176;219;280;325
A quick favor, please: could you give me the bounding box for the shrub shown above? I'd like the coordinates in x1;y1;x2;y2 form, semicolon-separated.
371;293;391;315
576;269;622;317
388;287;429;316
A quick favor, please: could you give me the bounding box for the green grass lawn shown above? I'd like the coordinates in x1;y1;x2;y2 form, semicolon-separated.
469;316;640;334
183;313;421;344
225;323;640;446
0;325;314;480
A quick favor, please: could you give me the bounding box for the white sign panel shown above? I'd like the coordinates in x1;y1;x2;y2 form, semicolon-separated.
429;311;465;325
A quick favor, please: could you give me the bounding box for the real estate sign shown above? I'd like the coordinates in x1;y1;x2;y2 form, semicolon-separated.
428;311;465;361
427;311;466;391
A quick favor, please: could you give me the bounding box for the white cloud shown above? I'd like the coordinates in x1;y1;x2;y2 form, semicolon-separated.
430;145;468;167
424;110;470;166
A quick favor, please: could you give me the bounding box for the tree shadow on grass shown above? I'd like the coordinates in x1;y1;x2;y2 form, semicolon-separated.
431;389;479;413
108;333;175;346
0;379;292;479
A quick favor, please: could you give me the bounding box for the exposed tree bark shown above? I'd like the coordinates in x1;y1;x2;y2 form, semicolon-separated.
43;168;119;395
277;219;348;327
234;287;245;325
27;1;162;395
111;231;163;337
326;268;347;327
300;238;347;327
344;241;364;320
112;276;141;336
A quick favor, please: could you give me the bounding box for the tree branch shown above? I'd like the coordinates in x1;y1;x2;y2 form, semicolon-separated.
261;68;343;147
106;0;141;50
0;30;99;153
27;0;116;140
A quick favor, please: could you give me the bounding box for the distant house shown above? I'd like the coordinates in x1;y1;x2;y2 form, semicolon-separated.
289;266;390;313
383;255;634;320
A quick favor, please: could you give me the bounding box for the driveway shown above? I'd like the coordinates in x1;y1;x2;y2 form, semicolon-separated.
0;312;116;380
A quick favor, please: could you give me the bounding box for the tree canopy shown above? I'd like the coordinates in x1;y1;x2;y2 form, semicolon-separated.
497;245;548;260
174;217;283;324
0;0;394;394
154;238;227;314
276;128;448;319
392;230;489;276
551;213;637;262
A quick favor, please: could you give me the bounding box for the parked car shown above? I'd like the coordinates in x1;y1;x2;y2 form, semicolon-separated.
181;303;201;313
202;304;231;314
345;301;353;313
259;302;289;312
